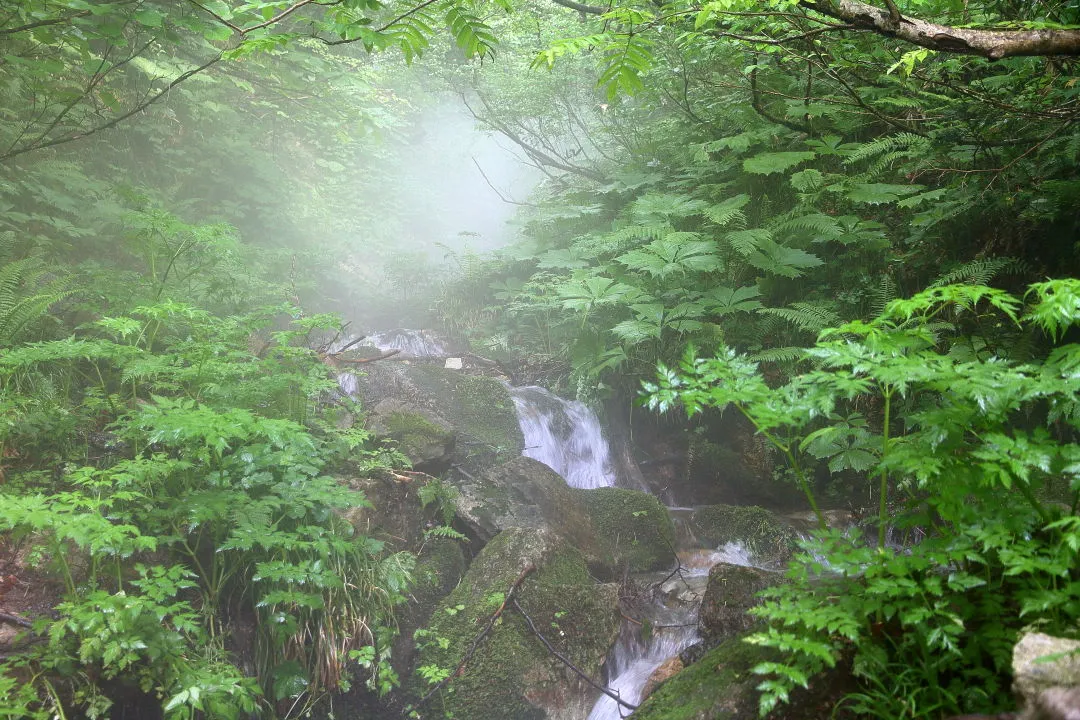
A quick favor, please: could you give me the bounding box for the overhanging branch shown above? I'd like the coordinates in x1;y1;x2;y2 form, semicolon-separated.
802;0;1080;59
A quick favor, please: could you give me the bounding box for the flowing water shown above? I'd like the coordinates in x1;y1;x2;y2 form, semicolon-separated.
586;614;698;720
366;328;448;358
510;385;617;489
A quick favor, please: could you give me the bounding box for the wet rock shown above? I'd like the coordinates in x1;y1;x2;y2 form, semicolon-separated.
641;656;684;701
367;398;455;471
353;362;523;475
581;487;675;575
412;528;620;720
689;504;799;567
452;456;589;542
1014;633;1080;720
698;563;781;644
452;457;676;576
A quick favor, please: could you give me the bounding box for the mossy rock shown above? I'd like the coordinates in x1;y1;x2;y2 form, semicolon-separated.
367;398;455;470
689;504;799;566
698;563;782;644
631;635;774;720
580;487;676;574
355;363;523;475
413;528;620;720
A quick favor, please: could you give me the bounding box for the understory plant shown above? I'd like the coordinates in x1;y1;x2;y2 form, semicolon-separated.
0;301;413;719
646;279;1080;718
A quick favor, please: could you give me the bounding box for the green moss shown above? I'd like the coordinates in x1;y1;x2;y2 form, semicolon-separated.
632;635;775;720
381;410;453;461
580;488;675;573
413;530;618;720
690;504;798;565
408;366;523;470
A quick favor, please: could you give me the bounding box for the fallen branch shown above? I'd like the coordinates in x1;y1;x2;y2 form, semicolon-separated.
336;349;401;364
511;598;638;712
0;611;33;628
332;335;368;355
413;564;536;710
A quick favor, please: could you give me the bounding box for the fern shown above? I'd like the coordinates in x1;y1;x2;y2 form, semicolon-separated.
759;302;841;334
703;194;750;228
749;346;808;364
844;133;930;166
725;228;771;256
0;244;73;346
869;275;898;318
930;257;1023;288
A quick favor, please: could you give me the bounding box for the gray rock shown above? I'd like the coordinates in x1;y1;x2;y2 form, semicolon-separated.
367;398;455;471
1014;633;1080;720
698;562;780;643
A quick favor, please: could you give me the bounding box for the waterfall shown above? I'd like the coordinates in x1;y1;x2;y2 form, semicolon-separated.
586;613;698;720
510;385;617;489
588;540;760;719
367;328;448;358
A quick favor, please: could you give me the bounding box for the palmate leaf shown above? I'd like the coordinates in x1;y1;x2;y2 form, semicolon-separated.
742;151;816;175
704;285;762;316
630;192;707;220
616;237;721;278
556;276;633;312
745;238;823;278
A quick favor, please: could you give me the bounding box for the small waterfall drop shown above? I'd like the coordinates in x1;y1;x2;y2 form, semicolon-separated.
586;612;698;720
510;385;617;489
367;328;448;358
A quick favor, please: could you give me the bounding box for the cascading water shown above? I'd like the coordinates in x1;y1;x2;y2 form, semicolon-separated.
367;328;448;358
332;328;447;397
510;385;617;489
586;614;698;720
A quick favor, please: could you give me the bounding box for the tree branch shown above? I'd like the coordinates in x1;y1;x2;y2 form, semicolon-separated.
547;0;607;15
802;0;1080;59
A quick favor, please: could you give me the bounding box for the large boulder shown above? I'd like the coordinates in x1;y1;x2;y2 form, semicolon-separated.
352;362;523;475
689;504;800;567
412;528;621;720
580;487;675;575
367;398;455;471
451;457;676;576
1013;633;1080;720
698;563;781;644
452;456;591;545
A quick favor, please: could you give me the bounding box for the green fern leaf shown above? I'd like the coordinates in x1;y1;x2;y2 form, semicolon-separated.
743;151;816;175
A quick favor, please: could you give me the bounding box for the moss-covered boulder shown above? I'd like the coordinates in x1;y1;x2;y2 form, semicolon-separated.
630;635;772;720
689;505;799;567
451;458;674;576
698;563;781;644
413;528;620;720
453;456;592;546
354;362;523;475
581;488;676;574
367;398;454;471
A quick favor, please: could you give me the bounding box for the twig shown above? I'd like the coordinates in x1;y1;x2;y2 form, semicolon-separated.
333;335;368;355
412;565;536;710
511;598;638;712
471;157;537;207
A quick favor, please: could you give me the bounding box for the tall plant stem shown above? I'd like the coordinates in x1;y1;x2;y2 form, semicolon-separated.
877;388;892;549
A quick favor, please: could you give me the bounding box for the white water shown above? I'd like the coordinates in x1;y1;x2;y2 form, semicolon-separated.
366;328;448;358
589;540;760;719
510;385;617;489
586;614;698;720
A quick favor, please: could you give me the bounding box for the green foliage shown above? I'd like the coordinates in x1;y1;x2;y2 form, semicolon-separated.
647;281;1080;718
0;305;412;718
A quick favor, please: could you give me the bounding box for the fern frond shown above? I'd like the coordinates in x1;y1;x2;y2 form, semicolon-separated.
749;346;808;364
869;275;898;318
759;302;841;334
930;257;1023;288
844;133;930;166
